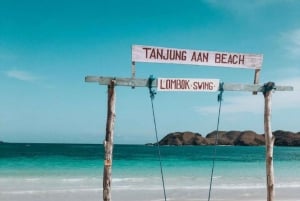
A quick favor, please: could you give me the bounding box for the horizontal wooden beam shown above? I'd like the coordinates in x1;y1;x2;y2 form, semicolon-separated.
85;76;293;92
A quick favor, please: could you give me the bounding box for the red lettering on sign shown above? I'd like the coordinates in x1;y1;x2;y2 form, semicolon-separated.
143;48;187;61
142;47;151;58
191;51;209;62
192;81;214;90
150;48;156;59
215;53;245;65
160;79;190;90
215;53;221;63
239;55;245;64
227;54;237;64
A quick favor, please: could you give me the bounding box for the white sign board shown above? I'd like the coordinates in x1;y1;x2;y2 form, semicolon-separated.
132;45;263;69
157;78;220;92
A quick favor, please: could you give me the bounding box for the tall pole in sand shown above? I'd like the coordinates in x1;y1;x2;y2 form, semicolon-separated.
103;80;116;201
263;82;275;201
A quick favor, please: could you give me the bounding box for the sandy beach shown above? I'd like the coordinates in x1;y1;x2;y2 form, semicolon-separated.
1;183;300;201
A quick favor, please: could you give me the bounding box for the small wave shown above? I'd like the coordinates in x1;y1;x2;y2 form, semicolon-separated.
24;178;41;182
61;178;85;183
276;183;300;188
112;182;300;191
112;177;147;183
212;176;222;180
1;188;101;195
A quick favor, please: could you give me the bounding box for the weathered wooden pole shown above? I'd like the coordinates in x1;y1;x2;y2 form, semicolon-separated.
263;82;275;201
253;69;260;95
103;79;116;201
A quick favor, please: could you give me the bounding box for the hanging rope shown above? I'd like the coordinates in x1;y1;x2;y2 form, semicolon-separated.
207;82;224;201
148;75;167;201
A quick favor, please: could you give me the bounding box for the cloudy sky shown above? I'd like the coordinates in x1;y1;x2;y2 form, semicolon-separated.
1;0;299;143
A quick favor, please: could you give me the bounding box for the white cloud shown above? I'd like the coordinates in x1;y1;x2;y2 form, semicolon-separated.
274;67;300;77
204;0;291;13
273;77;300;108
281;29;300;56
196;93;263;115
5;70;38;82
196;77;300;115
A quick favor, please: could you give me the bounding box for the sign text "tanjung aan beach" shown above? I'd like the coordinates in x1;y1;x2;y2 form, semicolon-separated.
132;45;263;69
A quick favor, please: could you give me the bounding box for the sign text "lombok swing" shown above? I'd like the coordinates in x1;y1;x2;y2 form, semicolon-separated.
158;78;219;92
132;45;263;69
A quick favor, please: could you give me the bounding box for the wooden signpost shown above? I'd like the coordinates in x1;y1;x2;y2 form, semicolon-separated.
132;45;263;87
85;44;293;201
132;45;263;69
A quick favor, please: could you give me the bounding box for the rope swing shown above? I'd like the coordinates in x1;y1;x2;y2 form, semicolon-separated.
147;76;225;201
207;82;224;201
148;75;167;201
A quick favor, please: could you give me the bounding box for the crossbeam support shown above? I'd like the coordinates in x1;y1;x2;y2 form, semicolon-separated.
85;76;293;92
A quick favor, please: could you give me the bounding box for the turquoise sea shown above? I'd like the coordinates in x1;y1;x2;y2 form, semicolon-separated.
0;143;299;201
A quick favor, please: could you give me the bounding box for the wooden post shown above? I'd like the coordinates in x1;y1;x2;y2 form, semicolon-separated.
103;79;116;201
263;82;275;201
253;69;260;95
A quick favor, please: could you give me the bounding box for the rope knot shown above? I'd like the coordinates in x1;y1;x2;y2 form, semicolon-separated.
218;82;224;102
148;75;157;100
263;82;276;96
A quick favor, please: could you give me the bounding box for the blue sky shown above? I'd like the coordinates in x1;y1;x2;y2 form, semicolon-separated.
1;0;299;144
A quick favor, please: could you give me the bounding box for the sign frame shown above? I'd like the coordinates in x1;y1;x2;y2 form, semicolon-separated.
132;45;263;69
157;78;220;92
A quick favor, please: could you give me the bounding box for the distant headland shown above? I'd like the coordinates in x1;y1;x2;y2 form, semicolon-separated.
148;130;300;146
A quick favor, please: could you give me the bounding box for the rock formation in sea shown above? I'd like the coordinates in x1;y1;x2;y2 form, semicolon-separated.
156;130;300;146
159;131;207;146
273;130;300;146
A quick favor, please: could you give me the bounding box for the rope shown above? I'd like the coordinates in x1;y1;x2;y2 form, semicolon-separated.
148;75;167;201
207;82;224;201
262;82;276;96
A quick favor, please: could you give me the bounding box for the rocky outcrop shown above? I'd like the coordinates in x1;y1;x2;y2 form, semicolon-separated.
159;131;207;146
157;130;300;146
273;130;300;146
206;130;265;146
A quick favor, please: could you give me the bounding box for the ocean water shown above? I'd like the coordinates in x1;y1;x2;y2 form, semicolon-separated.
0;143;299;201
